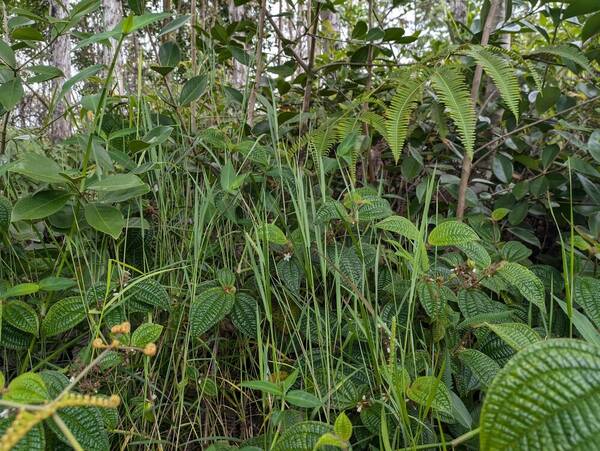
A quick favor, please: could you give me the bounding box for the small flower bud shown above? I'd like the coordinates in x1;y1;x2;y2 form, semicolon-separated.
92;338;104;349
143;343;157;357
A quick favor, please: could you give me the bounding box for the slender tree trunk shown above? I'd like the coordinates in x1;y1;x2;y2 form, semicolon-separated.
103;0;124;94
246;0;266;127
50;0;72;142
299;0;319;137
190;0;197;132
456;0;501;219
229;0;245;88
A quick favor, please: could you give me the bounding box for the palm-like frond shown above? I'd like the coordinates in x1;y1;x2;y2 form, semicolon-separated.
430;66;476;158
530;44;594;74
466;46;520;120
385;78;423;162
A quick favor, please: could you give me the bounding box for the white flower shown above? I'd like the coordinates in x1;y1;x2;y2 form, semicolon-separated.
283;252;292;262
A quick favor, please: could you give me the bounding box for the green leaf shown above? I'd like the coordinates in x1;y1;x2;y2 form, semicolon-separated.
375;215;419;240
563;0;600;19
428;220;479;246
285;390;323;408
4;372;48;403
121;12;171;34
38;277;77;292
2;283;39;298
5;300;39;335
231;292;259;338
59;64;104;100
0;40;16;67
333;411;352;441
11;190;72;222
158;14;191;37
240;380;283;396
41;296;87;337
315;433;346;449
84;203;125;239
189;286;235;337
407;376;453;417
582;11;600;42
385;78;423;162
466;46;520;120
531;45;594;73
158;40;181;68
10;153;65;184
128;278;171;311
87;174;146;192
257;223;287;245
131;323;163;347
179;75;208;106
0;419;44;450
491;207;510;221
497;261;546;312
485;322;541;350
554;295;600;346
0;77;24;110
480;339;600;450
272;421;332;451
456;241;491;268
430;66;476;157
458;349;500;389
11;27;43;41
574;276;600;329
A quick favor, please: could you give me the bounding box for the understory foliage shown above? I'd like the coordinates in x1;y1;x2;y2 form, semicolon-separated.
0;0;599;449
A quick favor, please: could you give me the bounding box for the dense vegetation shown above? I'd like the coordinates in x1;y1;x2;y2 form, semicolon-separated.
0;0;599;449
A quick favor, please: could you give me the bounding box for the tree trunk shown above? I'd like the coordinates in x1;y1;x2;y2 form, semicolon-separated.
50;0;72;142
228;0;245;88
246;0;266;127
456;0;502;220
103;0;124;94
448;0;467;24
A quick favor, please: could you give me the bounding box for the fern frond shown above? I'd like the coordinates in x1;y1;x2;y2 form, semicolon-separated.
483;45;544;91
385;78;424;162
358;111;387;137
530;44;594;74
465;46;520;120
430;66;476;158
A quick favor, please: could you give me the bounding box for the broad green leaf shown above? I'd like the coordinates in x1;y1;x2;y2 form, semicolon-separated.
0;419;44;450
11;190;72;222
231;292;259;338
272;421;332;451
2;283;39;298
456;241;491;268
11;27;43;41
38;277;77;292
375;215;419;240
0;40;16;67
41;296;86;336
480;339;600;450
131;323;163;347
121;12;171;34
458;349;500;389
485;322;541;350
158;14;190;37
10;153;65;184
334;411;352;441
285;390;323;408
3;372;48;403
128;278;171;311
407;376;453;417
87;173;146;192
59;64;104;100
257;223;288;245
189;287;235;337
554;295;600;346
84;203;125;239
574;276;600;329
428;220;479;246
497;261;546;312
240;380;283;396
0;77;24;110
582;11;600;42
4;300;39;335
179;75;208;106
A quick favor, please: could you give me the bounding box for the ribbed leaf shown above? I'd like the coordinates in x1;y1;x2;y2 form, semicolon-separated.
41;296;86;337
458;289;509;319
4;300;39;335
130;323;163;347
456;241;491;268
375;215;419;240
231;292;259;338
385;78;423;162
0;419;44;450
428;220;479;246
129;278;171;311
277;258;302;293
574;276;600;329
189;286;235;337
466;46;520;120
417;280;446;319
430;67;476;157
486;322;541;351
272;421;332;451
458;349;500;389
407;376;453;418
497;262;545;312
3;372;48;403
480;339;600;450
